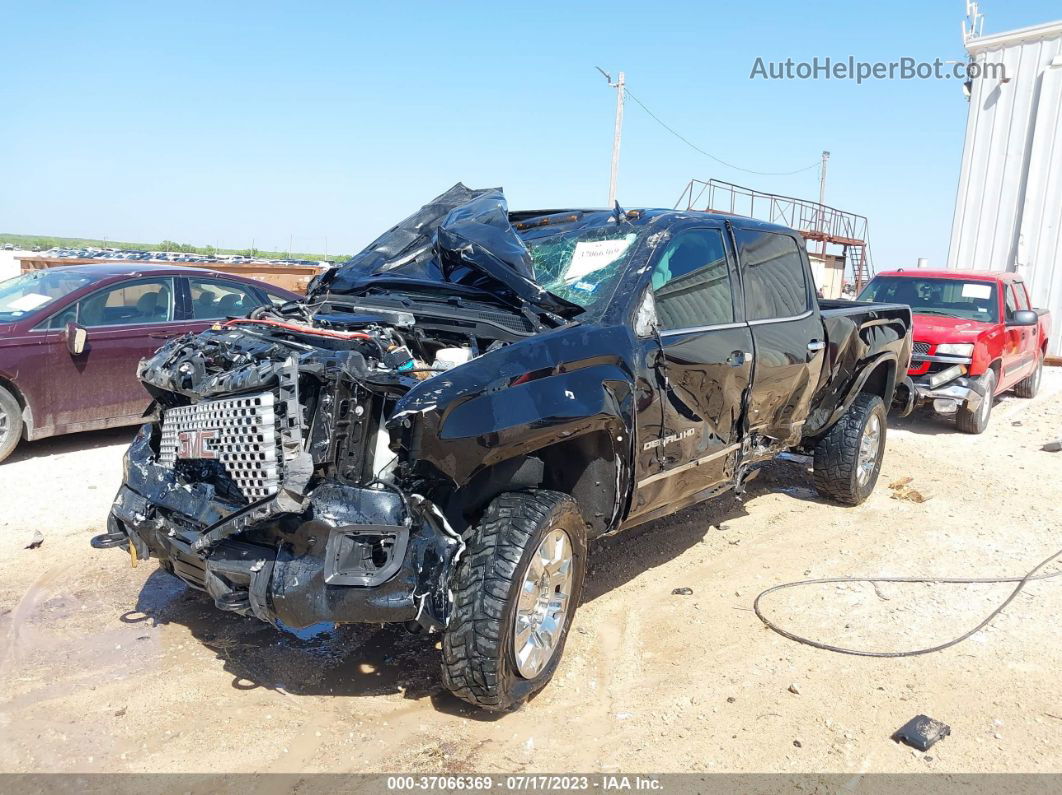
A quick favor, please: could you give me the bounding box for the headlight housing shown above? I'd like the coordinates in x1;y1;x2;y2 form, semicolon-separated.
936;343;974;357
928;364;967;388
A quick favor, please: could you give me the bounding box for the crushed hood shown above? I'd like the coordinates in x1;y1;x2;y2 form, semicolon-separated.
308;184;582;320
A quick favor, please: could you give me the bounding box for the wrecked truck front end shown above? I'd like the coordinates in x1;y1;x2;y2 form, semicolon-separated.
99;322;465;631
97;184;641;636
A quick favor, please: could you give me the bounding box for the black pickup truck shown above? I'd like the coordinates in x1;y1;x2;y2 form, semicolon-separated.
98;185;913;710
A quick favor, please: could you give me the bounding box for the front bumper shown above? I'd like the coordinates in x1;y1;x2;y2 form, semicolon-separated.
911;372;987;415
99;451;461;631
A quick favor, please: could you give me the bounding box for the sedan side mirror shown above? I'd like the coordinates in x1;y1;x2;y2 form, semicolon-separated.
64;322;88;356
1008;309;1038;327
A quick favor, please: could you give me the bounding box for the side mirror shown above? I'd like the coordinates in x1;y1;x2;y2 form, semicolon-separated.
64;322;88;355
1008;309;1038;327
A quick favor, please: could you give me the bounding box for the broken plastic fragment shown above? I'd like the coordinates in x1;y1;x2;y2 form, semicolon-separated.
892;714;950;751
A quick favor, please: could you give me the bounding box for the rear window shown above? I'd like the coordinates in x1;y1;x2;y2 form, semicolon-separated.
734;230;810;320
859;276;998;322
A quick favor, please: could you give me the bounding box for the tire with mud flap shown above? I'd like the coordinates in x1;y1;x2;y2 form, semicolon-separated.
1014;351;1043;399
813;393;887;506
956;369;995;434
0;385;23;464
441;490;587;711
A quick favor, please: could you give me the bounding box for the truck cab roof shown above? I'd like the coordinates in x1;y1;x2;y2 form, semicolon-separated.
874;269;1023;283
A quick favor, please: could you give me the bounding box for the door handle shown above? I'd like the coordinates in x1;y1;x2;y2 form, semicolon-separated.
807;339;826;352
149;332;176;340
727;351;752;367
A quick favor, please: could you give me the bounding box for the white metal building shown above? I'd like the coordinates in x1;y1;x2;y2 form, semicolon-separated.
948;18;1062;354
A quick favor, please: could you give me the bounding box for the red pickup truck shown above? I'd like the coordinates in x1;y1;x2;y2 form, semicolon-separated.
859;269;1050;433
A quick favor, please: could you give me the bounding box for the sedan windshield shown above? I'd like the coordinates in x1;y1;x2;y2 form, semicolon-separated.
0;270;94;322
859;276;998;322
523;226;640;312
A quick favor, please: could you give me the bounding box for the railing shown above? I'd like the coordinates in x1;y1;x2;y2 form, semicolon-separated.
675;179;871;247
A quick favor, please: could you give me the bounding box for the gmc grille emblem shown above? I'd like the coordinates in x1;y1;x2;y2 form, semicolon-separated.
176;429;219;460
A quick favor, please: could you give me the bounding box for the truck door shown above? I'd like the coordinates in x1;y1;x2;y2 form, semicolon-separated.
1002;281;1035;388
631;225;754;517
733;228;826;443
1000;283;1027;389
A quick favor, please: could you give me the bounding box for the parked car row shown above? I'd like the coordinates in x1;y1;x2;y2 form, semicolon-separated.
0;264;300;463
859;269;1050;433
37;246;329;267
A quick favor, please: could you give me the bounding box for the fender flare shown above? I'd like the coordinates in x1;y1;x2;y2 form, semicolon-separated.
824;352;898;430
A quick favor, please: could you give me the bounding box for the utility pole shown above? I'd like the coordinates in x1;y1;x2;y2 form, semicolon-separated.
597;67;625;207
817;150;830;255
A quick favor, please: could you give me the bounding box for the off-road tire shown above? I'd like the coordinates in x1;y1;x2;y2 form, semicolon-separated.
956;369;995;434
1014;352;1044;399
0;385;22;464
813;393;887;506
441;490;587;711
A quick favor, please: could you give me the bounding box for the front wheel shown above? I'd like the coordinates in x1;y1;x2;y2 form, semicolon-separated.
441;490;587;711
813;393;887;506
956;369;995;434
0;386;23;465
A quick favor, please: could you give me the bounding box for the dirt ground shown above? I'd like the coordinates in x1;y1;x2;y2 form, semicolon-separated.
1;372;1061;775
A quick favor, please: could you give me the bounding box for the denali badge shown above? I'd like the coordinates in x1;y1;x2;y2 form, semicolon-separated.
176;429;219;460
643;428;695;451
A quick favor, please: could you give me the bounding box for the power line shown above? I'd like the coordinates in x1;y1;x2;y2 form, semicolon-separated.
623;87;821;177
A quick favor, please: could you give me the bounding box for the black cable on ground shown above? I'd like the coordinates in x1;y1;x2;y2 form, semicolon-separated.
753;545;1062;657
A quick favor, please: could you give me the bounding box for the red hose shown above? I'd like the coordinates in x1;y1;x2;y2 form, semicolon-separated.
222;317;375;340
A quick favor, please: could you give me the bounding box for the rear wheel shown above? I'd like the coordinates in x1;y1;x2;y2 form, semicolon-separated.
0;386;23;464
956;369;995;434
1014;352;1044;399
813;393;887;506
441;490;587;711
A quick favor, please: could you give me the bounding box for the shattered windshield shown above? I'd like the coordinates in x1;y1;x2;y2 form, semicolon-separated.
525;227;640;311
0;270;93;322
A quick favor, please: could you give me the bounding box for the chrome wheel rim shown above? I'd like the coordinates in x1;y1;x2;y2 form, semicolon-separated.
513;527;574;679
0;403;8;445
856;413;881;488
980;373;994;422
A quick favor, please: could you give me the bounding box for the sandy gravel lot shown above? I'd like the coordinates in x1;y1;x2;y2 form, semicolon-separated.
1;371;1061;775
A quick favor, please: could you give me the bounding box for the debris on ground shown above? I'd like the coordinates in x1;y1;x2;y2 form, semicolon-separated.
1042;439;1062;453
788;683;801;695
24;531;44;550
892;714;951;751
889;479;932;503
672;587;694;596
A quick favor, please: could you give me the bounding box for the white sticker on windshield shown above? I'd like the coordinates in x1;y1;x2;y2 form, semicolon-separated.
961;283;992;299
564;237;633;284
5;293;52;312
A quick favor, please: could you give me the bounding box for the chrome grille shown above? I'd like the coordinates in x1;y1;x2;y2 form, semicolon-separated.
912;341;931;356
159;392;280;501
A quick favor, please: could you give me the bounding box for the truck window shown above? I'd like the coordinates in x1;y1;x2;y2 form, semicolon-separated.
650;229;733;330
859;276;999;322
734;230;809;320
1012;282;1030;311
1004;284;1018;321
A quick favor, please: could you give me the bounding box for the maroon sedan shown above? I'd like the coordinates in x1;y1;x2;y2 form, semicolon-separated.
0;264;300;463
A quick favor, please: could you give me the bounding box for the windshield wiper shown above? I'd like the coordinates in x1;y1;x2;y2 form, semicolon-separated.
912;308;960;317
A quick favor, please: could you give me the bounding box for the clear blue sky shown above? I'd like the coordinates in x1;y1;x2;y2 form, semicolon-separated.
3;1;1059;267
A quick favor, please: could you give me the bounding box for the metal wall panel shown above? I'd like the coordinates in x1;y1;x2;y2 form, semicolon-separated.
948;22;1062;354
